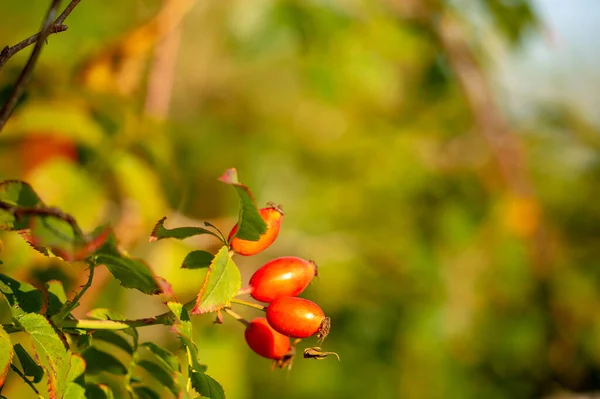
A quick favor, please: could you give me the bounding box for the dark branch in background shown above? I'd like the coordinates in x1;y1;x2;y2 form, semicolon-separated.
0;25;68;70
434;10;532;195
0;0;83;133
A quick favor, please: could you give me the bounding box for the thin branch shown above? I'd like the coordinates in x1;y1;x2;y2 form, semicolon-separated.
433;10;532;195
0;0;63;133
0;0;82;70
55;0;81;25
0;25;68;69
230;298;265;311
223;308;250;327
10;364;42;397
51;261;95;324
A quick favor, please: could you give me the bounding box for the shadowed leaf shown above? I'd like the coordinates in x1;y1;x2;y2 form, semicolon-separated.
95;232;161;295
150;217;223;243
92;330;133;354
133;386;160;399
219;168;267;241
189;371;225;399
82;347;127;375
182;250;214;269
0;274;43;318
13;343;44;383
0;180;43;230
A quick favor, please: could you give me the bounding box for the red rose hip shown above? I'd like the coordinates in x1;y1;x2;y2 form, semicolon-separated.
266;297;329;339
244;317;291;360
229;205;284;256
249;257;317;303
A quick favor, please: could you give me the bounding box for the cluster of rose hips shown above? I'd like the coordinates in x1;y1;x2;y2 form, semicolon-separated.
228;204;332;368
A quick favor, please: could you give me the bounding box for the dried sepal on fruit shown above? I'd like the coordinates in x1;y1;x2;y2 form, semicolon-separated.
229;203;284;256
249;256;318;303
303;347;340;361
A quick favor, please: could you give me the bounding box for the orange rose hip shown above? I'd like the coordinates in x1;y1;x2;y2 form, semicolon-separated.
249;257;317;303
228;205;284;256
244;317;291;360
266;297;329;339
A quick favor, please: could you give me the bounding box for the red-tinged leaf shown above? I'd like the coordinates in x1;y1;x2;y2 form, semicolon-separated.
218;168;267;241
17;229;49;256
149;217;223;243
191;246;241;315
0;325;12;388
28;214;84;261
73;227;111;260
155;276;177;301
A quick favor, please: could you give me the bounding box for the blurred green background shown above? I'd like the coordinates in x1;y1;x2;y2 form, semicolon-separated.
1;0;600;398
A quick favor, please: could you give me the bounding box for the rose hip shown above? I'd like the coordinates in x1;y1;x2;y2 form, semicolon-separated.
249;257;317;303
266;297;328;340
244;317;291;360
229;205;284;256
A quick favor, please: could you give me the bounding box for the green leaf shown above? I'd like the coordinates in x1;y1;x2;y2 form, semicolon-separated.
191;246;241;314
82;347;127;375
167;302;206;373
85;384;114;399
189;371;225;399
13;343;44;383
133;386;160;399
140;342;179;372
92;330;133;354
182;250;214;269
17;313;70;399
64;354;86;399
0;292;12;324
137;360;178;396
0;274;43;318
219;168;267;241
0;325;12;388
150;217;223;243
29;215;84;260
94;233;161;295
175;372;192;399
95;254;161;295
0;180;44;230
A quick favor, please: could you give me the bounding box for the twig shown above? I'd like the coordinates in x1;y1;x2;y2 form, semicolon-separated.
55;0;81;25
51;261;95;324
0;0;63;132
10;364;42;397
0;25;68;69
433;10;532;195
223;308;250;327
230;298;265;311
0;0;82;70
